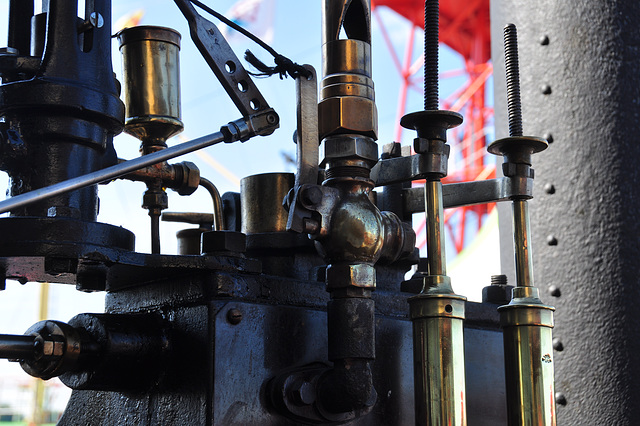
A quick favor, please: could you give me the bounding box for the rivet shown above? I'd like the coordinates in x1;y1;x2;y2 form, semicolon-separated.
555;392;567;406
541;84;552;95
227;308;243;325
549;285;561;297
552;337;564;351
547;235;558;246
544;183;556;194
543;132;554;143
539;35;550;45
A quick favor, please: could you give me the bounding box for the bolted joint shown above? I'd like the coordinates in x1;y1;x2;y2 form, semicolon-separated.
20;320;82;381
320;135;379;168
326;263;375;290
170;161;200;196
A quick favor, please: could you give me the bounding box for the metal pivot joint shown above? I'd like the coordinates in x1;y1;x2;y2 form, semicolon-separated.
489;23;555;426
402;1;467;425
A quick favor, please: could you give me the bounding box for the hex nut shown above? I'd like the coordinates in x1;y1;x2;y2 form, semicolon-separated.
174;161;201;196
318;97;378;140
202;230;246;254
326;263;376;289
321;135;378;166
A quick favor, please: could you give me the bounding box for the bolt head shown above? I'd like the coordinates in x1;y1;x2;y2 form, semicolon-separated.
555;392;567;406
227;309;243;325
544;183;556;194
552;337;564;351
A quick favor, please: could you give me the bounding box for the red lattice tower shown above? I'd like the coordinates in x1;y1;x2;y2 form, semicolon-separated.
372;0;494;255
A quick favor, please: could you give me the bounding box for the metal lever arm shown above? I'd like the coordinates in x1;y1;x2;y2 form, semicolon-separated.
285;65;320;233
174;0;275;132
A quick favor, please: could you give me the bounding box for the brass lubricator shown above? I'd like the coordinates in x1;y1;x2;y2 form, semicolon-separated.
117;26;199;254
400;1;467;424
488;24;555;425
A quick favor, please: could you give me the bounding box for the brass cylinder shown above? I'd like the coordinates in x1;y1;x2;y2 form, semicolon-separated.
240;173;294;234
513;199;534;286
117;26;183;143
499;287;556;426
425;179;446;276
410;295;467;426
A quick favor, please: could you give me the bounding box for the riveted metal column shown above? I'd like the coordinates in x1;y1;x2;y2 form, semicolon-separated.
491;1;640;424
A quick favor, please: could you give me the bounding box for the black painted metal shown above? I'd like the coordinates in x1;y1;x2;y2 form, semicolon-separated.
491;0;640;423
0;0;123;221
55;270;507;425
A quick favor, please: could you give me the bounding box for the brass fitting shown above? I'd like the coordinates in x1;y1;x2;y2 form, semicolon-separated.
319;40;377;140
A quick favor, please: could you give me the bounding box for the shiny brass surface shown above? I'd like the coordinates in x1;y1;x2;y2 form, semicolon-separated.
319;40;377;140
503;195;556;425
410;296;467;426
118;26;183;144
425;180;446;277
513;199;533;286
241;173;294;234
500;297;555;426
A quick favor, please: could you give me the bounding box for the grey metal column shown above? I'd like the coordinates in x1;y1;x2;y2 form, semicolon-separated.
491;1;640;424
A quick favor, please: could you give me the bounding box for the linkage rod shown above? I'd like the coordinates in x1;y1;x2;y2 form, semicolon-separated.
0;334;36;360
0;130;229;215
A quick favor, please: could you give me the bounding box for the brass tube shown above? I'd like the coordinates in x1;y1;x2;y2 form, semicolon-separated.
199;177;224;231
410;178;466;426
512;199;533;286
425;179;446;276
410;296;466;426
499;288;555;426
501;198;556;425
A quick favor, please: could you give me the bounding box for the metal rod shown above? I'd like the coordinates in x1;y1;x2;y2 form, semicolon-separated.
150;212;161;254
512;199;533;286
199;177;224;231
0;334;36;360
0;130;228;215
425;179;446;276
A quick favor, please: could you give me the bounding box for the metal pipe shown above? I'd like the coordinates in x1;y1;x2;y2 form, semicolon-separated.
409;296;466;426
512;199;533;287
0;334;36;360
425;179;446;275
199;177;224;231
0;129;228;215
500;288;555;426
410;176;466;426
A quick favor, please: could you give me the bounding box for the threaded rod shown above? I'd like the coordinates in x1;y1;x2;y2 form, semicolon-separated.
424;0;439;110
504;23;523;137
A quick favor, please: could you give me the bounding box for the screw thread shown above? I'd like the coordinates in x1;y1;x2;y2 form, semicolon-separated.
503;23;523;137
491;274;508;286
424;0;439;111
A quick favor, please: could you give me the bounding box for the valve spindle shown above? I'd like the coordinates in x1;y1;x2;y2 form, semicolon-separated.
489;23;556;426
403;1;467;424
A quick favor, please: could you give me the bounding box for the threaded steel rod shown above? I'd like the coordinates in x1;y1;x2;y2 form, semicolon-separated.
504;23;523;137
424;0;439;110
